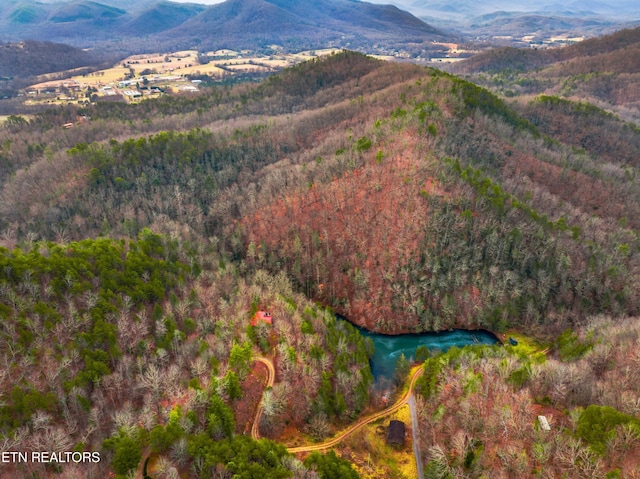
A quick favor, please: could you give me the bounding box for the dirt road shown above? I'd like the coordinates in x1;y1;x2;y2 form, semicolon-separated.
286;366;423;453
251;357;276;440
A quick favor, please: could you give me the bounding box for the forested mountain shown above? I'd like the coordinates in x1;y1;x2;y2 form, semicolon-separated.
3;51;640;334
366;0;640;41
451;26;640;122
362;0;640;24
2;49;640;477
0;0;449;53
0;40;106;79
160;0;446;51
0;40;112;99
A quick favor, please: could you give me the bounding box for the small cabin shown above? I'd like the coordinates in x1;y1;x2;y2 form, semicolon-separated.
386;420;405;447
251;311;273;327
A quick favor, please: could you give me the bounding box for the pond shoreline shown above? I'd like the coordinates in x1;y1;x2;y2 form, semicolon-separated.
337;314;501;384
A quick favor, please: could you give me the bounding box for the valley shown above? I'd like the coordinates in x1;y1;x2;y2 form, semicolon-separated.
22;48;343;107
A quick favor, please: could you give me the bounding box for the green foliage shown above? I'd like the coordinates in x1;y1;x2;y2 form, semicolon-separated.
355;136;372;152
301;319;315;334
576;405;640;455
150;407;184;453
223;370;242;401
416;355;446;398
276;314;371;420
535;95;614;120
187;434;292;479
448;159;579;236
314;371;335;417
556;329;593;361
464;439;483;470
416;345;430;362
451;76;539;135
390;107;407;118
508;363;531;387
208;392;235;439
390;155;630;331
56;125;294;240
0;233;186;416
103;429;144;477
304;450;360;479
0;387;58;432
183;317;196;335
229;342;253;379
417;346;502;399
424;459;453;479
257;50;380;100
394;353;410;386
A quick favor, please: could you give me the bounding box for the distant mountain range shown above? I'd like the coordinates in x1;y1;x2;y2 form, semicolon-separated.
0;0;451;53
367;0;640;41
368;0;640;21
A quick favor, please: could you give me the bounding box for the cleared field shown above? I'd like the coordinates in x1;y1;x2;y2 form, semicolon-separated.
23;47;345;102
76;66;131;84
30;66;130;90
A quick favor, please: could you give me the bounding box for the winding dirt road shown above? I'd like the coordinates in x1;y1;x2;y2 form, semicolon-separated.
251;356;276;440
139;357;422;477
286;366;423;453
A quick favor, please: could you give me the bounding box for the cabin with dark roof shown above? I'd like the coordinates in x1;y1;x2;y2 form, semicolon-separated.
386;420;405;447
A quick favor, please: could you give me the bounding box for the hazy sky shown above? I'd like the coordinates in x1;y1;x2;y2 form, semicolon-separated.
171;0;225;3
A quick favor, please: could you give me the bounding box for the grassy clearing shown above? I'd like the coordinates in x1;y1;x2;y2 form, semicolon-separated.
503;331;549;362
339;405;416;479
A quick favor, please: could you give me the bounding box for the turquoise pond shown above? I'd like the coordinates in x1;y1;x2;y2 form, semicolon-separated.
354;323;500;386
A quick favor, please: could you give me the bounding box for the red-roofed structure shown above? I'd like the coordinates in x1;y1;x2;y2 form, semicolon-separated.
251;311;273;326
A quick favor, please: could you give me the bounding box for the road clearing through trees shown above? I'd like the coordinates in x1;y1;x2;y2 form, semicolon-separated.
251;357;276;440
285;367;424;453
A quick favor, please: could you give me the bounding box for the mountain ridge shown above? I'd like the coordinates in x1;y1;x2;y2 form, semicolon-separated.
452;25;640;74
0;0;451;53
3;48;640;477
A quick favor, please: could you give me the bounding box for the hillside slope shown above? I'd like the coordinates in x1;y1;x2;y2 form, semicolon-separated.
0;39;109;98
2;51;640;335
452;26;640;121
2;49;640;478
163;0;446;50
0;40;102;78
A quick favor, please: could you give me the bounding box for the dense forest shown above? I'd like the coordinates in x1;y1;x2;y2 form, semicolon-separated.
451;26;640;123
415;315;640;478
2;47;640;477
